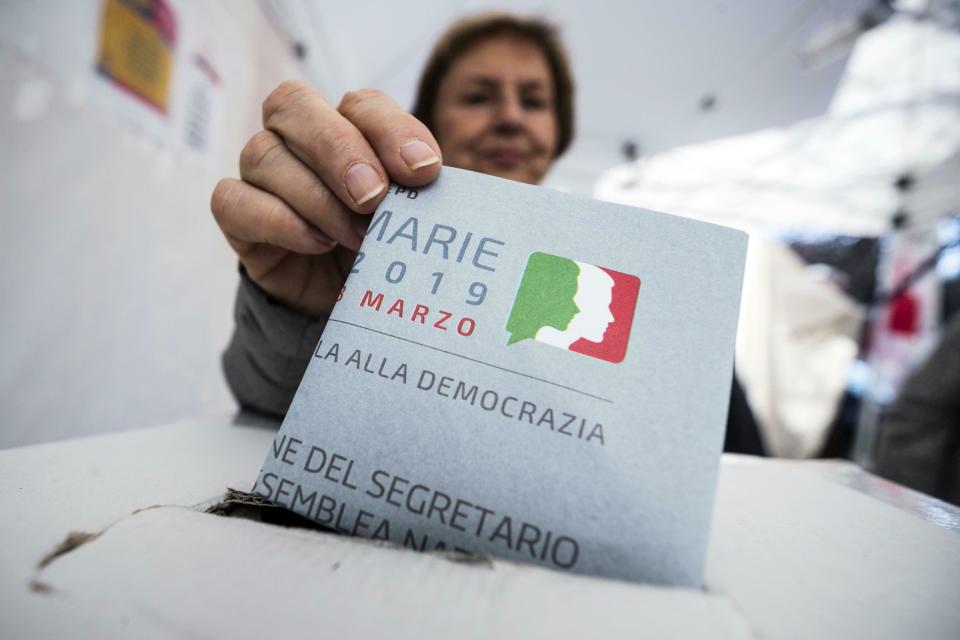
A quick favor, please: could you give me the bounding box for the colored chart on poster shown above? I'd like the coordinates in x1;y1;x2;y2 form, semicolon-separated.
96;0;177;114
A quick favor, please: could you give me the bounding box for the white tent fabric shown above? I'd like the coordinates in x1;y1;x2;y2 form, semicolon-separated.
737;237;864;457
595;17;960;237
594;16;960;458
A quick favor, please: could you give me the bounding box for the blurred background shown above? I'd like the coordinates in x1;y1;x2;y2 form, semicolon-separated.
1;1;958;501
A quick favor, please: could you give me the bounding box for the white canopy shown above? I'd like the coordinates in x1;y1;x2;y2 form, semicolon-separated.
595;16;960;237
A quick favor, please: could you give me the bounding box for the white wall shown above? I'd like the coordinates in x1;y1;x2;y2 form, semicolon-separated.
0;1;307;447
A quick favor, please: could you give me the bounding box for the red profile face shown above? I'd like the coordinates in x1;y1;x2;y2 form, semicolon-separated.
433;34;559;186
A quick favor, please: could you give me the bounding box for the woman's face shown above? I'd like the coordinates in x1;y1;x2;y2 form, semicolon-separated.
433;34;559;185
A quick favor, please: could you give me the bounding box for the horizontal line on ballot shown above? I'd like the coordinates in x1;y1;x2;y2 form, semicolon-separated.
325;318;615;404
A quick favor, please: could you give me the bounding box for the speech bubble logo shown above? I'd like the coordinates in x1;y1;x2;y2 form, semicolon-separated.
506;252;580;345
506;252;640;364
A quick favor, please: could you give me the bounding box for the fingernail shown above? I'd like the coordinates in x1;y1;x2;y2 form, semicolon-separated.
400;139;440;171
308;225;336;247
345;162;385;206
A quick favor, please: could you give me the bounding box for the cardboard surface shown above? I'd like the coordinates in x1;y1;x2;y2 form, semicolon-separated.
2;415;959;639
707;458;960;639
32;506;752;639
0;413;276;639
256;168;748;586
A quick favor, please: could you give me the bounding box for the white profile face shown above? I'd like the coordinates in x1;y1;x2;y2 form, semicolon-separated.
566;262;615;342
532;261;617;349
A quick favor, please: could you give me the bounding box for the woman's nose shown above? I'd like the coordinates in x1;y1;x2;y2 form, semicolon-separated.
495;90;525;128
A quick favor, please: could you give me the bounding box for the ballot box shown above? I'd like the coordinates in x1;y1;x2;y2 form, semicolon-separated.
1;413;958;639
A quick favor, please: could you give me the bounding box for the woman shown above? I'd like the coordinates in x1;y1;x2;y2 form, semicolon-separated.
211;13;572;415
210;12;763;454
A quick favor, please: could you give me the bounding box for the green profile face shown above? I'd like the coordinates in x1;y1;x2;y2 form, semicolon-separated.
506;252;580;345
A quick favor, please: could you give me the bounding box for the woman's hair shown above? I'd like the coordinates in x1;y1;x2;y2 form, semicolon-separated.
411;12;575;159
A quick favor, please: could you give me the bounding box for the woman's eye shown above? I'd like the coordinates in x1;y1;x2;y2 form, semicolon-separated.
461;93;489;105
523;97;547;110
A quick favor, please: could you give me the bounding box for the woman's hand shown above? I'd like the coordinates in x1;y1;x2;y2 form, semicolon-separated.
211;81;443;317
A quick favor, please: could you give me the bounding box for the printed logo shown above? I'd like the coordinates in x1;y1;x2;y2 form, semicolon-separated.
506;252;641;363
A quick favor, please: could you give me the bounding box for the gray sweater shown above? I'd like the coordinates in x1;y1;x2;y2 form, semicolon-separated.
222;268;327;417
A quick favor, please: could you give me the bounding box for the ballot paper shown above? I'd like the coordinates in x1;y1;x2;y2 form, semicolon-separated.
253;167;747;587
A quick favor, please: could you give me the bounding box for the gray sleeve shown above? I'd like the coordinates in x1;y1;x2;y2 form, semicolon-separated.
221;267;327;418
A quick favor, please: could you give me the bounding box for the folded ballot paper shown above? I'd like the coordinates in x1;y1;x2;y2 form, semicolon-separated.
253;167;747;587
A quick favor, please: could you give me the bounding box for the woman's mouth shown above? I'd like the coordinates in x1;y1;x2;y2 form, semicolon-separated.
481;148;527;167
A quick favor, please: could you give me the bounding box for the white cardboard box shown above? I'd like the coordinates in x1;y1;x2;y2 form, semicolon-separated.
1;413;958;638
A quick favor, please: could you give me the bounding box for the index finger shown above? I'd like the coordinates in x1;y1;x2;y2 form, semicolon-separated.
262;81;389;214
337;88;443;188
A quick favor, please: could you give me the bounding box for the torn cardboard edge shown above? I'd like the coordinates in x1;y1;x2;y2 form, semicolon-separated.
205;488;495;566
31;488;498;595
30;504;166;594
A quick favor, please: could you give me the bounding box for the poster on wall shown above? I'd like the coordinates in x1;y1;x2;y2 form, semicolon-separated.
89;0;178;142
91;0;226;160
96;0;177;114
174;46;225;164
1;0;238;166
